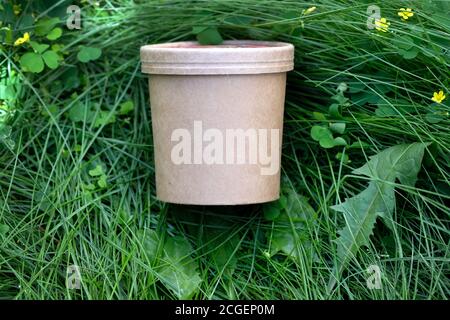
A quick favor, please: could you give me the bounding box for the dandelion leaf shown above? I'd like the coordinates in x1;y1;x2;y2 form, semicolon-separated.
140;229;201;299
329;143;429;289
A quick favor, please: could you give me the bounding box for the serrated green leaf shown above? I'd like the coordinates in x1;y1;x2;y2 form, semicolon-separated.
328;143;429;290
331;181;394;274
160;236;202;299
20;52;44;73
42;50;59;69
353;143;429;187
204;229;240;276
139;229;160;262
139;229;202;299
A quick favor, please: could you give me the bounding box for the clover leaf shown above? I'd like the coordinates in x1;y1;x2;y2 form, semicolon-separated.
77;46;102;63
47;27;62;40
30;41;49;54
21;42;61;73
311;125;347;149
42;51;59;69
20;52;44;73
35;17;60;36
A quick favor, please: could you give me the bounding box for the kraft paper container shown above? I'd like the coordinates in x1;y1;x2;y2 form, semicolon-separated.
140;40;294;205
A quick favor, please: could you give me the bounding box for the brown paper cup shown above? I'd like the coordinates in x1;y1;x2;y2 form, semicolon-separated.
140;40;294;205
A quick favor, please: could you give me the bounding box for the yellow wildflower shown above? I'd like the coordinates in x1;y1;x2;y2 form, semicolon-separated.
375;18;390;32
13;32;30;46
431;90;446;104
304;6;317;15
398;8;414;20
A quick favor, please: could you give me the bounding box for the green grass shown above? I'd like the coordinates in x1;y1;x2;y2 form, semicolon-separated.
0;0;449;299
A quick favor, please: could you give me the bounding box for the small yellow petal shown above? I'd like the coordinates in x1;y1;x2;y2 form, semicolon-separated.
432;90;446;103
13;32;30;46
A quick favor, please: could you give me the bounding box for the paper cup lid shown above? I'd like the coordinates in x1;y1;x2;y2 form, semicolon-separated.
140;40;295;75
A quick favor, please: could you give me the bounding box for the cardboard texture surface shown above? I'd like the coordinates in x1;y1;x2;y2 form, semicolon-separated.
141;40;294;204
